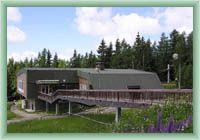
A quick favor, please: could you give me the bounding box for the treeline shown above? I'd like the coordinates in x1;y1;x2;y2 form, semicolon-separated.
7;29;193;98
7;49;69;98
70;30;192;89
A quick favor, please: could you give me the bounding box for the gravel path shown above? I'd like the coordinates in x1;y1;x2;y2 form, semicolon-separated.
7;104;117;125
7;105;70;125
76;107;116;115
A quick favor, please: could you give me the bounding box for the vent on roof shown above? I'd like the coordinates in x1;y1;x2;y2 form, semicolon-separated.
96;62;104;71
127;85;140;89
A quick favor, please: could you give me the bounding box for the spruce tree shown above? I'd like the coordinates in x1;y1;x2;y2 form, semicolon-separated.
105;42;113;68
53;53;59;68
97;39;107;64
157;33;170;81
47;49;52;67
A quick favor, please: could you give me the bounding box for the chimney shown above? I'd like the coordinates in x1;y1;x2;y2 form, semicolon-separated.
96;62;104;70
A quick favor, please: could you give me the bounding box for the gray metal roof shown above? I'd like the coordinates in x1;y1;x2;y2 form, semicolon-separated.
78;68;154;75
17;67;153;76
79;68;151;74
17;67;163;91
77;69;162;89
16;68;78;76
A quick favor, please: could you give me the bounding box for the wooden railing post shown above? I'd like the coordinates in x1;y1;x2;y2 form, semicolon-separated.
117;92;119;102
38;89;192;106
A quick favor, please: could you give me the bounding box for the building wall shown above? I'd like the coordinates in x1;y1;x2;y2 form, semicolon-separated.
17;72;27;98
79;77;89;90
35;99;46;111
27;70;79;99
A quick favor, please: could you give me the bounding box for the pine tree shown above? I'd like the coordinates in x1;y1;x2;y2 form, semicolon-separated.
41;48;47;67
82;53;89;68
97;39;107;64
151;41;159;72
70;50;81;68
88;51;97;68
53;53;59;68
115;38;121;54
105;42;113;68
133;32;143;70
111;39;121;68
29;58;33;67
120;39;132;68
7;58;17;98
24;57;29;68
46;49;52;67
169;30;180;80
157;33;170;81
144;39;154;71
58;59;67;68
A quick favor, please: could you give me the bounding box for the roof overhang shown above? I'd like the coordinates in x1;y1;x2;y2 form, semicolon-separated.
36;80;60;85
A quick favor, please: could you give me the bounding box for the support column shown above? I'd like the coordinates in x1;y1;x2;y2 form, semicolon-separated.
56;103;59;115
46;101;49;113
115;107;121;123
68;101;72;115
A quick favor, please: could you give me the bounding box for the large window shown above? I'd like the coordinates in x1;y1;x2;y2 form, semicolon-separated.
18;80;24;93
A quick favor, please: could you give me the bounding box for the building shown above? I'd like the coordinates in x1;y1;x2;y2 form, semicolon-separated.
16;66;162;112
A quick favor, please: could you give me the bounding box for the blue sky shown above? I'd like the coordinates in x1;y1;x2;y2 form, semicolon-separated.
7;7;193;61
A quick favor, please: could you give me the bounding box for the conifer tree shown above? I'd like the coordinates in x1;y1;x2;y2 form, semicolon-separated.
53;53;59;67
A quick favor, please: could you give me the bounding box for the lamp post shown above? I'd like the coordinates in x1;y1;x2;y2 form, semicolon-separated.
167;64;170;83
173;53;181;89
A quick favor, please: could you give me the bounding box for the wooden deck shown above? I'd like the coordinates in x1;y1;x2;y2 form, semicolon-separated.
38;89;192;108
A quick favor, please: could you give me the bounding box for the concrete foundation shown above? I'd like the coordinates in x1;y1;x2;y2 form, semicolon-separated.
56;103;59;115
115;107;121;123
46;101;49;113
68;101;72;115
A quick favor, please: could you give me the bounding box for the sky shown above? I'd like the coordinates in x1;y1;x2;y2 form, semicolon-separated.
7;7;193;61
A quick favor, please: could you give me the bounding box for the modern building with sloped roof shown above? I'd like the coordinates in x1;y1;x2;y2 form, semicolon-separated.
16;65;162;112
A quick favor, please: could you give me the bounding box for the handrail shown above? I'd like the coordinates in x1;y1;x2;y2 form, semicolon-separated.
38;89;192;105
40;89;192;95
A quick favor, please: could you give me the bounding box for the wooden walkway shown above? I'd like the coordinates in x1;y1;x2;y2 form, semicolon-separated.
38;89;192;108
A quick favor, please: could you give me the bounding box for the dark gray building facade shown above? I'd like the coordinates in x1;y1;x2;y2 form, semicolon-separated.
17;67;162;112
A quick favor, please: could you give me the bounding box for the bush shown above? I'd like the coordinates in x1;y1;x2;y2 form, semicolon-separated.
113;97;192;133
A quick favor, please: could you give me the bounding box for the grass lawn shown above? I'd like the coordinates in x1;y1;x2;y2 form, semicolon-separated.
83;113;115;123
7;115;112;133
7;103;192;133
7;102;20;120
7;96;192;133
7;111;18;120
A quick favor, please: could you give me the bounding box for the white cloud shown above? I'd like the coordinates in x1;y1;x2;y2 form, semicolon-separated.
56;48;75;60
154;7;193;34
8;51;37;62
75;7;161;44
7;25;27;43
75;7;193;45
8;48;74;62
7;7;22;23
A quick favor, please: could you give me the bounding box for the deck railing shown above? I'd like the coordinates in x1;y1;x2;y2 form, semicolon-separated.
38;89;192;105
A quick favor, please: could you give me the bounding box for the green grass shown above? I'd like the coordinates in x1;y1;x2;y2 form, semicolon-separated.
7;97;192;133
7;111;18;120
7;102;21;120
7;116;112;133
83;113;115;123
7;103;192;133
